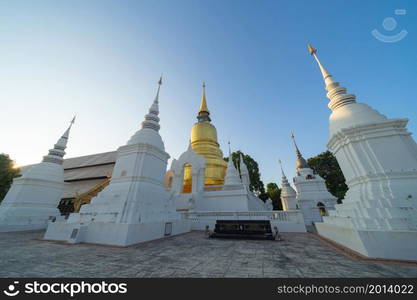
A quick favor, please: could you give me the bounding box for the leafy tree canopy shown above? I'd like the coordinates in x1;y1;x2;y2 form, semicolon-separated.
266;182;282;210
307;151;348;202
0;153;20;202
224;151;265;195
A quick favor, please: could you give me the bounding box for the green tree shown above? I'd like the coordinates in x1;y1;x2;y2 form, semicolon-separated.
224;151;265;196
307;151;348;202
0;154;20;202
266;182;282;210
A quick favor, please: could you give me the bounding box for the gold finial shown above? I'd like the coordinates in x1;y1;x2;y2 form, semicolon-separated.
198;81;209;114
308;44;317;56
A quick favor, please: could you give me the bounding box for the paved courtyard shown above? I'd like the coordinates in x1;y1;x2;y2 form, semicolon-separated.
0;230;416;278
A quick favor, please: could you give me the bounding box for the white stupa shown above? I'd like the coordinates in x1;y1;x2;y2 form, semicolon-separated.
224;144;242;186
308;45;417;260
279;160;298;211
291;133;337;225
0;117;75;232
44;77;190;246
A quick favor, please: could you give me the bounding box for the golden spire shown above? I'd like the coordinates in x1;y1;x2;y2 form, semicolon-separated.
307;44;317;55
198;82;209;114
290;132;309;170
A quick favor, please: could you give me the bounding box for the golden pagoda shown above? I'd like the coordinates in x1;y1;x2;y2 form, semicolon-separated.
182;83;227;193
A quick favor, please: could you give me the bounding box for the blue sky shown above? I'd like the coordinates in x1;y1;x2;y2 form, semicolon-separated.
1;0;416;185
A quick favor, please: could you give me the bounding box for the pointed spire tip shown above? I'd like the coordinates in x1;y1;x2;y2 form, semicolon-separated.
279;159;286;178
291;132;302;156
307;44;317;56
198;81;210;117
154;76;162;103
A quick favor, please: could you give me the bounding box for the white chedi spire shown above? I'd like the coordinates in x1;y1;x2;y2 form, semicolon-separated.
42;116;75;165
141;76;162;132
308;44;386;136
224;142;241;185
279;159;297;211
279;159;288;182
308;44;356;111
279;159;296;197
127;76;165;149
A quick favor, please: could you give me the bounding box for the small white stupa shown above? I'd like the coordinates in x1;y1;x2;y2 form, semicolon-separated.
308;44;417;260
291;133;337;225
44;77;190;246
279;160;298;211
0;117;75;232
224;143;242;186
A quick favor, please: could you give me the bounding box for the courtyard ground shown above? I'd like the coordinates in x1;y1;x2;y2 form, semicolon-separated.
0;230;416;278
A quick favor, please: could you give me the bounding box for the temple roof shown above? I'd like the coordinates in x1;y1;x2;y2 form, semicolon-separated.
21;150;117;198
63;151;116;170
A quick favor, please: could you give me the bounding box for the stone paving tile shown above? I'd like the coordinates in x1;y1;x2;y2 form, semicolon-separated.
0;231;416;278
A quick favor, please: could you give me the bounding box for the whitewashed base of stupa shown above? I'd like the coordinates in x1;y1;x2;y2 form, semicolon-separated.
316;222;417;261
44;219;191;246
0;175;65;232
175;184;271;212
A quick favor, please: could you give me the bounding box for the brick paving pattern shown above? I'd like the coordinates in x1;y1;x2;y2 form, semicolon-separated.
0;231;416;278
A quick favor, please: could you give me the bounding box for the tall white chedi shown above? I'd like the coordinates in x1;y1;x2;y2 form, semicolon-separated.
0;118;75;232
309;45;417;260
291;133;337;225
44;77;190;246
279;160;298;211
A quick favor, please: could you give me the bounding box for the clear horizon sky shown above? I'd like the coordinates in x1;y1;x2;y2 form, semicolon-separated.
1;0;416;186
